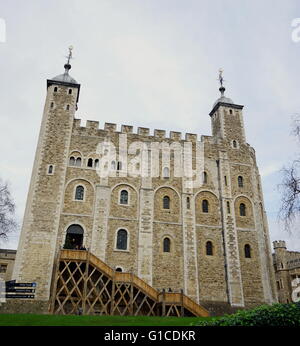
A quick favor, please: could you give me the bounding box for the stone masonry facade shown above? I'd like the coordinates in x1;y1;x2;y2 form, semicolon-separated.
11;60;278;314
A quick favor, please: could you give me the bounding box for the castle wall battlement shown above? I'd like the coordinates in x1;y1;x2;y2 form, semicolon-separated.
73;118;203;142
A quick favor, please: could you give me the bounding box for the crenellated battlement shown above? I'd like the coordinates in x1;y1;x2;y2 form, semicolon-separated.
73;118;201;142
273;240;287;249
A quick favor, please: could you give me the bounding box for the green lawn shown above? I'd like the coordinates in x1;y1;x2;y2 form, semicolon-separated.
0;314;214;326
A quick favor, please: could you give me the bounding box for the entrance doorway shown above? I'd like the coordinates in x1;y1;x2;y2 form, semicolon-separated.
64;224;84;249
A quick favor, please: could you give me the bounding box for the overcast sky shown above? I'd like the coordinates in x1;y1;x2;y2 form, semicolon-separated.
1;0;300;251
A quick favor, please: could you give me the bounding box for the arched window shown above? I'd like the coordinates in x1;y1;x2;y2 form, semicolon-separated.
75;157;81;167
66;104;70;111
187;197;190;209
229;109;233;115
75;185;84;200
163;167;170;179
68;89;72;95
202;199;209;213
116;229;128;250
48;165;53;174
240;203;246;216
115;267;123;272
117;161;122;171
233;140;237;148
202;171;208;184
163;196;170;209
111;161;116;170
206;241;213;256
163;237;171;252
87;158;93;167
50;102;54;108
54;86;58;92
69;157;75;166
120;190;129;205
238;176;243;188
227;201;230;214
94;159;99;168
224;176;227;186
244;244;251;258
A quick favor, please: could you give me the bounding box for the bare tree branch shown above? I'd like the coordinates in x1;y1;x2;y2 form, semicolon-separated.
0;178;17;241
278;115;300;232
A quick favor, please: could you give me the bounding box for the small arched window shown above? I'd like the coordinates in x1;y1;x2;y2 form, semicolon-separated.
116;229;128;250
87;158;93;168
75;185;84;201
229;109;233;115
66;104;70;111
163;237;171;252
238;176;243;188
54;87;58;92
227;201;230;214
202;171;208;184
206;241;213;256
202;199;209;213
163;167;170;179
117;161;122;171
50;102;54;108
115;267;123;272
48;165;53;174
163;196;170;209
224;176;227;186
75;157;81;167
68;89;72;95
94;159;99;168
233;140;237;148
120;190;129;205
244;244;251;258
240;203;246;216
69;157;75;166
187;197;190;209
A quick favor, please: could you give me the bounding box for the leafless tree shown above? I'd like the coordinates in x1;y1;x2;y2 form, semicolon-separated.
0;179;17;241
278;115;300;232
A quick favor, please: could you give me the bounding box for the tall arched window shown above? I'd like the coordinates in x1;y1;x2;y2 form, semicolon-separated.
117;161;122;171
202;171;208;184
68;89;72;95
54;86;58;92
238;176;243;188
163;196;170;209
244;244;251;258
75;157;81;167
163;167;170;179
48;165;53;174
75;185;84;200
116;229;128;250
94;159;99;168
233;140;237;148
69;157;75;166
163;237;171;252
206;241;213;256
120;190;129;205
202;199;209;213
187;197;190;209
227;201;230;214
240;203;246;216
87;158;93;167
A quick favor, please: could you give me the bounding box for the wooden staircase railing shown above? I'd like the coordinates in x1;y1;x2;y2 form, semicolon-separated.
54;249;209;317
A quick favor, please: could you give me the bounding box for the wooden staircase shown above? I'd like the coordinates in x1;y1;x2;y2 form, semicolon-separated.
50;250;209;317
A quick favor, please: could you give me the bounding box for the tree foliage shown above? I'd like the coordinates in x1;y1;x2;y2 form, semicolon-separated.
0;179;17;240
